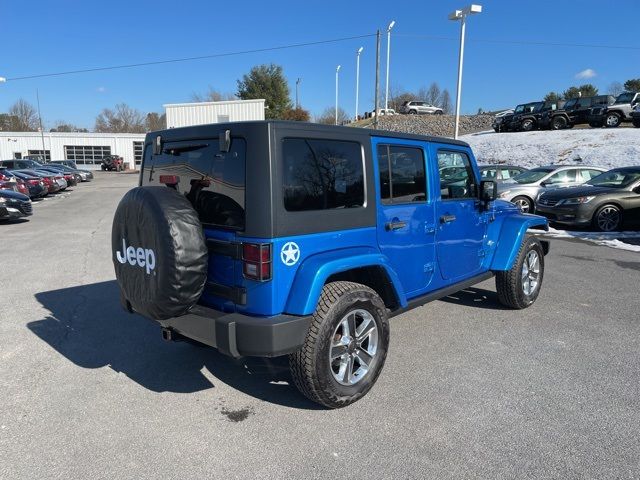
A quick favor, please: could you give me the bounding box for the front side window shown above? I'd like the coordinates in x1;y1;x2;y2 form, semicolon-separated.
546;169;577;185
377;145;426;204
437;151;476;200
283;138;364;211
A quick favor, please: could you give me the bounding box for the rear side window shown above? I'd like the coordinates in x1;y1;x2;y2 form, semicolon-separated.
377;145;426;204
282;138;364;211
142;138;246;230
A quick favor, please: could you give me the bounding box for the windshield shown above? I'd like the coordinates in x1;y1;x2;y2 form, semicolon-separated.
512;168;554;184
587;169;640;188
614;93;636;104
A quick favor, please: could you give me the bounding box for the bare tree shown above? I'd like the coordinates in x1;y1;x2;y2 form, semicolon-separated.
8;99;39;131
424;83;442;106
191;87;237;103
95;103;146;133
145;112;166;131
440;90;453;114
50;121;88;132
607;81;624;97
315;107;350;125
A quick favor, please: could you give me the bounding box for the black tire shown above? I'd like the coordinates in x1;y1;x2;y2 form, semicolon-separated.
604;112;621;128
494;127;501;133
496;236;545;309
289;281;390;409
512;195;534;214
409;109;417;115
632;120;640;128
592;204;622;232
521;118;535;131
551;116;567;130
435;110;443;115
101;165;106;171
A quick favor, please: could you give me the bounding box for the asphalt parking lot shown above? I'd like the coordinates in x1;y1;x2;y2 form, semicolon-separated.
1;173;639;479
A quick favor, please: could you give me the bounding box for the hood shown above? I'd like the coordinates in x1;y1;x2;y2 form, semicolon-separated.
0;189;30;201
539;185;621;200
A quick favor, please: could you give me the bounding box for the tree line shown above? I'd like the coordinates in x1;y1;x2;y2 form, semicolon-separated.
544;78;640;103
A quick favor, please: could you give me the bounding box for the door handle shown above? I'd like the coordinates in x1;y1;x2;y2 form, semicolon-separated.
385;220;407;231
440;214;457;224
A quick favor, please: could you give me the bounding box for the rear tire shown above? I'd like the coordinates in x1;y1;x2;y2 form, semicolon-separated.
289;281;390;409
604;112;621;128
593;204;622;232
435;110;444;115
496;236;545;309
409;109;417;115
551;116;567;130
633;120;640;128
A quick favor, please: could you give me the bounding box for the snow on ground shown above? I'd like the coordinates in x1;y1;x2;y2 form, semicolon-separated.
462;128;640;169
533;227;640;253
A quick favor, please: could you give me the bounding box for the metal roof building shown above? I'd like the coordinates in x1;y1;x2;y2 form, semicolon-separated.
0;131;145;169
164;99;265;128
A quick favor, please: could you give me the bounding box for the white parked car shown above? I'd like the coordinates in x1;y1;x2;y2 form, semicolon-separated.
399;101;443;115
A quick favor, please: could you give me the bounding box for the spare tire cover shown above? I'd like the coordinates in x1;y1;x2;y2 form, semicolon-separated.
112;186;208;320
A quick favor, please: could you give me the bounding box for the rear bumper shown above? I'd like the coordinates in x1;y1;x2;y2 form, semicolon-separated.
155;304;312;358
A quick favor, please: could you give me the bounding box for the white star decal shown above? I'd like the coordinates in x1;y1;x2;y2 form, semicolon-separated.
280;242;300;266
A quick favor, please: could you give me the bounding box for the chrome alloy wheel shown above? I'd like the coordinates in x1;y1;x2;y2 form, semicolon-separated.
597;206;620;231
514;197;531;213
329;309;379;386
521;250;541;296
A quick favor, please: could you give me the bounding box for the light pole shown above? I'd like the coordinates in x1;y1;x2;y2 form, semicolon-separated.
295;78;301;109
335;65;341;125
355;47;363;121
385;20;395;112
448;4;482;139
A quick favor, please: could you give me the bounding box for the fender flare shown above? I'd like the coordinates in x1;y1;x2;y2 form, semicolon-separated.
284;247;407;315
490;214;548;271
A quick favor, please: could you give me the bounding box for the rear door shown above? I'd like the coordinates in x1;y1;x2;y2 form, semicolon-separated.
433;147;487;281
373;138;436;296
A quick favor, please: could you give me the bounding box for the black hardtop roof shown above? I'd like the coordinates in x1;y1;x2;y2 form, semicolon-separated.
146;120;469;148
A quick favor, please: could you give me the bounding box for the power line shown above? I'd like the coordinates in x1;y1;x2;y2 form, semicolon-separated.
5;33;377;82
396;33;640;51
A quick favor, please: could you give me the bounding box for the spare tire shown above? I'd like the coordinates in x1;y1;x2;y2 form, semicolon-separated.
112;186;208;320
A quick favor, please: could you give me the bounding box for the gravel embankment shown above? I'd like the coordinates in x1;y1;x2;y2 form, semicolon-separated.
367;114;494;138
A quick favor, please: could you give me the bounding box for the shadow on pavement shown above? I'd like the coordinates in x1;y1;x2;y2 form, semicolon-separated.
439;287;510;310
29;280;320;410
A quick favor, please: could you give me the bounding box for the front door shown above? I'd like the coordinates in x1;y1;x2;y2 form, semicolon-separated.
373;139;436;296
433;147;487;281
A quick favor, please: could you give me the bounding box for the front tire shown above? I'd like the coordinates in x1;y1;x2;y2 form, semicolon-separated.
512;195;534;213
632;120;640;128
521;118;535;131
289;281;390;409
496;236;545;309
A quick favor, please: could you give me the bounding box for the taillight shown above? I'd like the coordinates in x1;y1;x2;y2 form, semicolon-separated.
242;243;272;281
27;179;40;185
159;175;179;186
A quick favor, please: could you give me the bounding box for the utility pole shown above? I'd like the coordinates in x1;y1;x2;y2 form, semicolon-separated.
385;20;395;111
335;65;341;125
374;29;381;129
295;78;301;109
355;47;363;121
36;89;47;161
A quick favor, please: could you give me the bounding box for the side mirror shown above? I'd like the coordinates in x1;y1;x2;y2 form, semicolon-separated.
633;185;640;194
219;129;231;153
480;180;497;206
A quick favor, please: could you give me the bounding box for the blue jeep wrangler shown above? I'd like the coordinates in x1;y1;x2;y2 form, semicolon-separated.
112;121;549;408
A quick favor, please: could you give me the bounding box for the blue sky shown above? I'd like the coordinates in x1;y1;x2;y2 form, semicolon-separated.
2;0;639;129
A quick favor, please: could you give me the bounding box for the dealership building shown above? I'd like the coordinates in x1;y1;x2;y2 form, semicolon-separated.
0;99;265;169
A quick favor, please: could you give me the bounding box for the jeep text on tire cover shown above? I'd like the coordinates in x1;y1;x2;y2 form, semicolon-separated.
112;121;550;408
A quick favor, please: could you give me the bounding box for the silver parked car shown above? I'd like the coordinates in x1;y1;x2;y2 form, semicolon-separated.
399;101;444;115
497;165;606;213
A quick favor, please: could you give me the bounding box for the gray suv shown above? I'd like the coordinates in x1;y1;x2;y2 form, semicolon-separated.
399;101;444;115
497;165;606;213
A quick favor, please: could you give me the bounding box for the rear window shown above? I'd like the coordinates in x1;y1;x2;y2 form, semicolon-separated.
142;138;246;230
282;138;364;211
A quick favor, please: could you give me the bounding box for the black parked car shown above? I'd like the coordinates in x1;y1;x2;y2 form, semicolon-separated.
536;166;640;231
542;95;615;130
0;189;33;221
9;171;48;198
512;101;559;132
